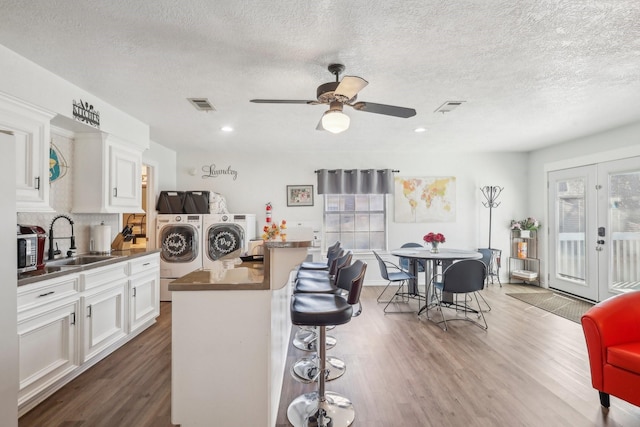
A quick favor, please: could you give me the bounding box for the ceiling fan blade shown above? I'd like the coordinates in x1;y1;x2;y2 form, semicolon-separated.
250;99;317;104
334;76;368;101
351;101;416;118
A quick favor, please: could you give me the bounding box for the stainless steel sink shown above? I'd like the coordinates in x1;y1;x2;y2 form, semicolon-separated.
43;265;80;273
46;254;122;267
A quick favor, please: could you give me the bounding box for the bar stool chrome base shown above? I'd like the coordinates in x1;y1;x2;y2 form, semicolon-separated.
294;326;335;344
291;355;346;383
287;391;355;427
293;333;337;352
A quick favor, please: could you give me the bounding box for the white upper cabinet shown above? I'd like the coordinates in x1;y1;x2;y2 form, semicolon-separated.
1;93;56;212
73;132;143;213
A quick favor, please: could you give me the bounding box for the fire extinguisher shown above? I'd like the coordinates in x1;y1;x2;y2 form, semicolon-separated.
265;202;272;223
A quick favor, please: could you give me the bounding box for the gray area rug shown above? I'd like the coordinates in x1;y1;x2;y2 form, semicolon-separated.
506;292;594;324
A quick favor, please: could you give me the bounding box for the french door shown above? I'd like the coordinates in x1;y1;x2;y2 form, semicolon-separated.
548;156;640;302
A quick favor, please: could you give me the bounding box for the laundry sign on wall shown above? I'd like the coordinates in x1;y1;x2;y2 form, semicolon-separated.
200;164;238;180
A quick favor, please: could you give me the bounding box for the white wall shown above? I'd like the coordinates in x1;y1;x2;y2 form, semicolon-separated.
0;45;149;147
177;149;530;283
143;140;177;193
1;132;18;426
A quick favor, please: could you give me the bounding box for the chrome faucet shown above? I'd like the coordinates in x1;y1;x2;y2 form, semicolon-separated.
48;214;77;260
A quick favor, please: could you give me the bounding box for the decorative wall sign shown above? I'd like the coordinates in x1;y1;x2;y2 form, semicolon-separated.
49;141;69;182
287;185;314;207
201;164;238;180
394;176;456;222
72;99;100;128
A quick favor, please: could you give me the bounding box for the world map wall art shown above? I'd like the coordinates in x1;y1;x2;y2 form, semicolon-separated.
394;176;456;223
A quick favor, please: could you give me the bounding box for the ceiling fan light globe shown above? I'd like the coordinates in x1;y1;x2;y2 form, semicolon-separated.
322;110;350;134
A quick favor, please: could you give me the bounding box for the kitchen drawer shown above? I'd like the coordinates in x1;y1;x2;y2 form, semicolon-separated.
18;275;79;312
80;262;128;291
129;254;160;276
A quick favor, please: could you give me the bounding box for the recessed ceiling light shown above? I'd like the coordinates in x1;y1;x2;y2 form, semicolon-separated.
221;126;234;132
414;127;427;133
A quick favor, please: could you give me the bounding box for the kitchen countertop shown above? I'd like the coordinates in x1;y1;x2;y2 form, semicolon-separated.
17;248;160;286
169;239;312;292
169;260;267;291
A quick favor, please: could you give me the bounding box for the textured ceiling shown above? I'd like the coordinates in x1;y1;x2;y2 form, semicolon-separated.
1;0;640;153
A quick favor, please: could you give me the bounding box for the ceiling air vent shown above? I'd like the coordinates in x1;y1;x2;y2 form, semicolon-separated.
187;98;216;112
435;101;465;114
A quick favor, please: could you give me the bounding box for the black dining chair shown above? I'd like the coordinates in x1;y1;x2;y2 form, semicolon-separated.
373;250;420;313
429;259;488;331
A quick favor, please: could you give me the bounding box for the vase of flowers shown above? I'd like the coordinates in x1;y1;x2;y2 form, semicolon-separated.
423;232;446;253
510;217;540;238
262;220;287;241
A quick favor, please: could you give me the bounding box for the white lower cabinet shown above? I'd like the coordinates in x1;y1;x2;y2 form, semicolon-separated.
17;296;80;408
129;253;160;333
81;279;128;363
130;271;159;333
18;253;160;416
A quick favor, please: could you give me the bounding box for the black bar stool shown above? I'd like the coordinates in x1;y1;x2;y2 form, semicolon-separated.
291;254;357;383
287;260;366;427
293;251;352;352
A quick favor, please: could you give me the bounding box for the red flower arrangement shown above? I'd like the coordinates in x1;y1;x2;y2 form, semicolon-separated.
423;232;446;244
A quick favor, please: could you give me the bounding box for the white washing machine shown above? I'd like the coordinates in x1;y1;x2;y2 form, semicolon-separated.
157;214;203;301
202;214;256;269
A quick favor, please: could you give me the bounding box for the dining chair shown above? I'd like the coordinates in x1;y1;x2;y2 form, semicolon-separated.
373;250;418;313
477;247;502;287
398;242;426;274
429;259;488;331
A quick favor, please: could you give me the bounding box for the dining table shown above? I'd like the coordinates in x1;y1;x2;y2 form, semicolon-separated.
390;247;483;314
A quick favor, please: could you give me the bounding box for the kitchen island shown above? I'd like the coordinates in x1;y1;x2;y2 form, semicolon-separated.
169;240;311;427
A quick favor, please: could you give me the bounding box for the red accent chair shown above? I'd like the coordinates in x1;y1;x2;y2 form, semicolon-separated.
581;291;640;408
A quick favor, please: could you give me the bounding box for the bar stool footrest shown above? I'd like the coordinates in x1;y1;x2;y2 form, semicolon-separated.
287;391;355;427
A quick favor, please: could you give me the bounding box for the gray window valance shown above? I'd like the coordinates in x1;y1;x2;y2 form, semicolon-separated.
316;169;397;194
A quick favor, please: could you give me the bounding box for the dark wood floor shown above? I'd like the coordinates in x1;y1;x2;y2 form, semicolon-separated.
19;283;640;427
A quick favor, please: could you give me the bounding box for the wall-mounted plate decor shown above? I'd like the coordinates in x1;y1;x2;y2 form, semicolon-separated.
49;142;69;182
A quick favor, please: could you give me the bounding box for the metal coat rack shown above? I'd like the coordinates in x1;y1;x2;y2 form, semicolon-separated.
480;185;503;249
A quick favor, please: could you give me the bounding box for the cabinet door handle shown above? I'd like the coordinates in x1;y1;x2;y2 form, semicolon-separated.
133;287;137;297
38;291;55;297
34;176;40;190
70;312;76;325
87;305;92;317
142;262;150;266
113;187;118;197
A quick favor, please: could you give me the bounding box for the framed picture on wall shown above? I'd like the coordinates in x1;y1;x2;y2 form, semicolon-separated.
287;185;314;207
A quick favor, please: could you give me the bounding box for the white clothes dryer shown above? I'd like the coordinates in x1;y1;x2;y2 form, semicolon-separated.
157;214;203;300
202;214;256;269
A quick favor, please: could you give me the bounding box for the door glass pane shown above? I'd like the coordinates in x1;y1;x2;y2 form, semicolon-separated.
556;178;586;284
609;170;640;291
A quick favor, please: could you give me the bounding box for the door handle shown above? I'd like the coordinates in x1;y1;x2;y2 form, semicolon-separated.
597;240;605;245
